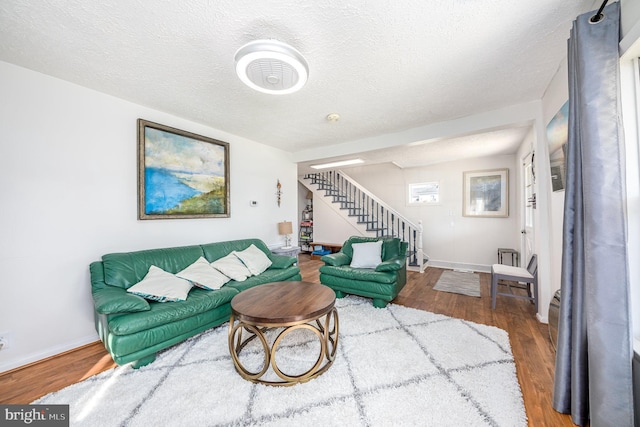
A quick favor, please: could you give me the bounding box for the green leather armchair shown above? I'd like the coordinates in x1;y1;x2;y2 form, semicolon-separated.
319;236;408;308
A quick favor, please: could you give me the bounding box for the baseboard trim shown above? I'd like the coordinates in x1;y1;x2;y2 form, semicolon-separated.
0;333;99;374
427;260;491;273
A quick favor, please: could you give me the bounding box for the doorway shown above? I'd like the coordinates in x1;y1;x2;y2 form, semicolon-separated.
521;151;535;265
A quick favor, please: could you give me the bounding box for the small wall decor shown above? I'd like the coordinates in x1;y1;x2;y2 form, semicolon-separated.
137;119;230;219
463;169;509;218
276;179;282;207
408;181;440;205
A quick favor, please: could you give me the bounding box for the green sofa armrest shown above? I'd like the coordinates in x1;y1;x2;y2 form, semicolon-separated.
93;286;151;315
375;256;405;272
268;254;297;269
322;252;351;266
91;261;150;314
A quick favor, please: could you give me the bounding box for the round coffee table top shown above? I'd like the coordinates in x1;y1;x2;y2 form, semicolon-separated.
231;281;335;326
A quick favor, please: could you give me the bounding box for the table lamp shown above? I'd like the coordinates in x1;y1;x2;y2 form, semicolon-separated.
278;221;293;248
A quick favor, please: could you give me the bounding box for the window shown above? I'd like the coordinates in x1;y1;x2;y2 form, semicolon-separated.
408;182;439;205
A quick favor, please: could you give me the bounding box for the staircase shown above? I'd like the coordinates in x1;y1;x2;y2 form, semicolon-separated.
302;170;426;273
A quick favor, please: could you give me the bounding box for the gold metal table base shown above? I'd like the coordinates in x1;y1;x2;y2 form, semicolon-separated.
228;308;339;386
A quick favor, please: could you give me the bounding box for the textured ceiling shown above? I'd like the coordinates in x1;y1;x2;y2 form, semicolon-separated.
0;0;599;166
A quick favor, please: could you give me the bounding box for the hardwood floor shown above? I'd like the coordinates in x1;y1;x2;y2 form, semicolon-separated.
0;254;573;426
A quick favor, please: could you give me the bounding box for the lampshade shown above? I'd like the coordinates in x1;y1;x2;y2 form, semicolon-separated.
278;221;293;235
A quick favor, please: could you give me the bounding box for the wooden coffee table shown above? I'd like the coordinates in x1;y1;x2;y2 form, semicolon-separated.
228;281;339;386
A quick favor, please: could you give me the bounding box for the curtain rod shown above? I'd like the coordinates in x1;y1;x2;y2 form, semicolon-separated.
590;0;609;23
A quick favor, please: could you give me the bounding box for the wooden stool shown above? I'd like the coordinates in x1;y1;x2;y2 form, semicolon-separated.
497;248;520;267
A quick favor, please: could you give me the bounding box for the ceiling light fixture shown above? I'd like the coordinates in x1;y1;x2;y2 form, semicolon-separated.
326;113;340;122
234;40;309;95
310;159;364;170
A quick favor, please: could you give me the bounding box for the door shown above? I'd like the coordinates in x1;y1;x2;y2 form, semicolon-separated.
521;152;535;266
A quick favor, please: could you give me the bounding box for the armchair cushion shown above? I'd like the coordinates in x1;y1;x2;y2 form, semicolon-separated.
341;236;402;260
375;256;405;272
319;265;397;284
321;252;351;266
350;241;383;268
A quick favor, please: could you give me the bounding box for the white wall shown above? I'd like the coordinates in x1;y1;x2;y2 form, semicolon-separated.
340;155;519;271
540;58;570;305
622;0;640;38
0;61;298;372
310;184;367;244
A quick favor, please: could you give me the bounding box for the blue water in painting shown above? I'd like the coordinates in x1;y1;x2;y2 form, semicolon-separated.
145;167;201;213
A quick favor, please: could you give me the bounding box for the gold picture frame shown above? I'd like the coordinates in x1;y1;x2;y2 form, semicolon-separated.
137;119;230;219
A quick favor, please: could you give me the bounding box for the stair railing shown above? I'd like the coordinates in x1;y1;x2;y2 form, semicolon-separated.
303;170;425;273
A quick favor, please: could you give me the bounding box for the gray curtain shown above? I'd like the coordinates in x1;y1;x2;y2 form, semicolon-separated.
552;2;633;426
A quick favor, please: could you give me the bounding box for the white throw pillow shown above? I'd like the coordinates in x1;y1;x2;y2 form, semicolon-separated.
176;257;230;290
127;265;193;302
211;252;252;282
350;241;383;269
234;244;272;276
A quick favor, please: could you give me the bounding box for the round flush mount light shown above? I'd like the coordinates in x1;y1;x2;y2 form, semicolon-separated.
326;113;340;122
234;40;309;95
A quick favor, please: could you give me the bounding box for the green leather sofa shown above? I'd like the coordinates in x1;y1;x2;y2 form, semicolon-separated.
319;236;408;308
90;238;301;367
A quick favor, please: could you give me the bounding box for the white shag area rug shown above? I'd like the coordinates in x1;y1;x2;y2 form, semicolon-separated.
433;270;481;297
35;296;526;426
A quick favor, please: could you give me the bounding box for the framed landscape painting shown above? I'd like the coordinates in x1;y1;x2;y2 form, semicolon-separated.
546;100;569;192
137;119;230;219
463;169;509;218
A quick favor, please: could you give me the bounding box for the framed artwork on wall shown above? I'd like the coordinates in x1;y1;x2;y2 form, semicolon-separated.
137;119;230;219
546;100;569;192
407;181;440;205
463;169;509;218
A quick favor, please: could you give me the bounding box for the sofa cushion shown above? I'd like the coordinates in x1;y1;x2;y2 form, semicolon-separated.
109;286;239;335
93;288;151;314
268;253;299;269
224;267;302;293
234;244;272;275
211;253;252;281
201;239;272;263
127;266;193;302
350;241;383;268
177;257;230;290
103;245;204;289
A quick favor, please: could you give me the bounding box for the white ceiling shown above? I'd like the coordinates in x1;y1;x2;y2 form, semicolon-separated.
0;1;599;169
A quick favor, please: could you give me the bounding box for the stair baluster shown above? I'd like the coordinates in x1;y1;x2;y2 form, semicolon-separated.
302;171;425;273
